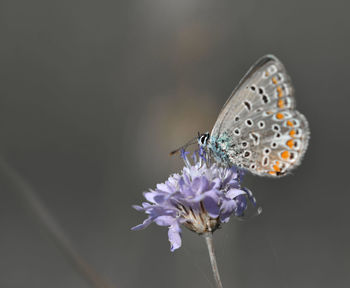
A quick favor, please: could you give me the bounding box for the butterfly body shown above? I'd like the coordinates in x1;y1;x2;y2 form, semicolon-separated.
198;55;310;177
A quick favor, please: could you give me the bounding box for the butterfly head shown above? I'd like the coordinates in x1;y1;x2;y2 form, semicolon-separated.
198;132;210;149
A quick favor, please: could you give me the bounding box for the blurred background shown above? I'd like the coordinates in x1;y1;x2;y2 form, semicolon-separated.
0;0;349;287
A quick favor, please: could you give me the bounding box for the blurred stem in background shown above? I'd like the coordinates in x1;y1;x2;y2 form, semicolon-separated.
0;158;115;288
205;233;224;288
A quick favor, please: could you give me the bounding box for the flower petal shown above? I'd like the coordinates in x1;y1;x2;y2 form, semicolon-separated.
132;205;144;211
144;191;164;204
203;196;220;218
191;176;209;194
131;217;153;231
220;199;237;223
235;195;248;216
168;222;182;252
226;188;246;199
154;215;176;226
156;183;173;194
211;178;221;190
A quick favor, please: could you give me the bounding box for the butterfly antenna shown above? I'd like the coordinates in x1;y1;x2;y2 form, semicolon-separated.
169;137;198;156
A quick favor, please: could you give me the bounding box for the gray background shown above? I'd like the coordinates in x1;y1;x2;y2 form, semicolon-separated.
0;0;349;287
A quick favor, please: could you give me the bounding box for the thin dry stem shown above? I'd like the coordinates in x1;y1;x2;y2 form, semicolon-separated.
0;158;115;288
204;233;224;288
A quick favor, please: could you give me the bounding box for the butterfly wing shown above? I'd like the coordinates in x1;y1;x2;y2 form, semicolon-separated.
210;55;309;177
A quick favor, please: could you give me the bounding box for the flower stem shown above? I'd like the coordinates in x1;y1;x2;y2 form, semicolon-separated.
204;233;224;288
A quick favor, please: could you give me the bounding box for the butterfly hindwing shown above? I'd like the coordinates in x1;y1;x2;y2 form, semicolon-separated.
209;55;309;177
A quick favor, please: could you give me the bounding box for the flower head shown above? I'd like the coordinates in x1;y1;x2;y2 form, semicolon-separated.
132;148;257;251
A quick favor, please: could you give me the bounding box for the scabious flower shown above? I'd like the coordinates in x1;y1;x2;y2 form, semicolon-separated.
131;148;257;251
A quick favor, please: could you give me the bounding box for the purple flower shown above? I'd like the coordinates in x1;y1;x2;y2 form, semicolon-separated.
132;149;257;252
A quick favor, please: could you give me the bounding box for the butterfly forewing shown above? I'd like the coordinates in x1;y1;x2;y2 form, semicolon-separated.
209;55;309;177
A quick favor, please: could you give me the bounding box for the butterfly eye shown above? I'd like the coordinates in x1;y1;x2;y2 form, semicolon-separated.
199;133;210;145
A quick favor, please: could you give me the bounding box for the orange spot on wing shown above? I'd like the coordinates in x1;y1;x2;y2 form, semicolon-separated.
281;151;290;160
273;161;281;172
276;112;284;119
276;86;283;97
272;77;277;84
278;99;285;108
286;139;294;148
289;129;296;137
287;120;294;127
269;171;276;175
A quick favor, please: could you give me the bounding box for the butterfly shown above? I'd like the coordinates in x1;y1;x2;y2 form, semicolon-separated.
174;55;310;177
